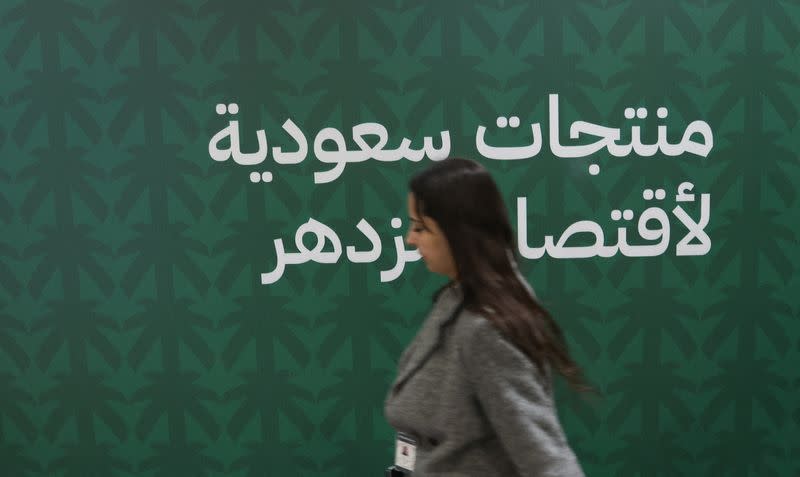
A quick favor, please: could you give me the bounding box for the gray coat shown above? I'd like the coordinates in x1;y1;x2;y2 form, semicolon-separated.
385;284;585;477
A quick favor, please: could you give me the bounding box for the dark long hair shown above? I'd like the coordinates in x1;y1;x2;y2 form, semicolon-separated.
410;158;590;391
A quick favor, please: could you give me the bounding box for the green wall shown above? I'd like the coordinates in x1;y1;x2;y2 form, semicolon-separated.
1;1;799;475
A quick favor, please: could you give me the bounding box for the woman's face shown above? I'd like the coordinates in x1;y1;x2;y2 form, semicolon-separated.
406;193;457;280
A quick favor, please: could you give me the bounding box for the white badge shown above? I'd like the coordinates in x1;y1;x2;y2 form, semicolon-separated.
394;433;417;472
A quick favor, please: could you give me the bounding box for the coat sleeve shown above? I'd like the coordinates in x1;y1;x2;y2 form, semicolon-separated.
458;316;585;477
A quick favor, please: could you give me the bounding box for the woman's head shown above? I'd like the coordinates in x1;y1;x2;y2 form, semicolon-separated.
406;158;591;392
406;158;515;283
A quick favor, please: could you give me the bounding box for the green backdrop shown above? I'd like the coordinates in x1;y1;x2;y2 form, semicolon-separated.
1;1;799;476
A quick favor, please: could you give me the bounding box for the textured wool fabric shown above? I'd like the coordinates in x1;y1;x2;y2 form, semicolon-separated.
385;285;584;477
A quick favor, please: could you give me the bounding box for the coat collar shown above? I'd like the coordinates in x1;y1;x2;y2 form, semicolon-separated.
392;286;464;394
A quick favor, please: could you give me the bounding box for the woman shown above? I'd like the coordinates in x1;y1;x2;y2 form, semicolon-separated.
384;158;587;477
